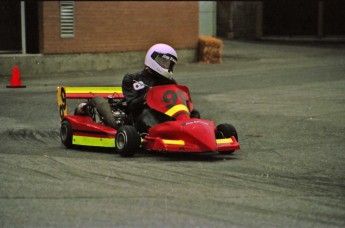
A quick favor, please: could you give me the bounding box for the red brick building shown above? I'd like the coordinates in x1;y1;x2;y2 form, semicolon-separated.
0;1;199;75
40;1;198;54
0;1;198;54
1;1;344;75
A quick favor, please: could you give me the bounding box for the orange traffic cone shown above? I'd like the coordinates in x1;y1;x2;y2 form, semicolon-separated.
6;66;26;88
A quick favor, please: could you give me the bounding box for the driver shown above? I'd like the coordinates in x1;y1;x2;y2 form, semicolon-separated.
122;43;198;133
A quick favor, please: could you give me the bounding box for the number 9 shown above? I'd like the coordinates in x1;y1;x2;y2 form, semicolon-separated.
163;90;177;109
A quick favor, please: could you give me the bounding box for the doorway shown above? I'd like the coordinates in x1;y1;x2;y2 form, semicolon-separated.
0;1;39;53
263;0;318;36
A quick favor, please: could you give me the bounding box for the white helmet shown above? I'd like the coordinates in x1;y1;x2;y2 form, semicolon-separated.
145;43;178;78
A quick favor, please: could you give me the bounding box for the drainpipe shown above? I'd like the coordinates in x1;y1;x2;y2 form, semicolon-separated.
21;1;26;54
256;1;263;39
318;0;324;38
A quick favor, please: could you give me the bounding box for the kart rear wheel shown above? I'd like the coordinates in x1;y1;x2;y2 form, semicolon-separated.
116;125;141;157
89;96;118;129
216;123;238;154
60;120;73;148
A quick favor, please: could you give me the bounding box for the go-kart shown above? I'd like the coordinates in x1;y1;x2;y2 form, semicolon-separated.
57;84;240;157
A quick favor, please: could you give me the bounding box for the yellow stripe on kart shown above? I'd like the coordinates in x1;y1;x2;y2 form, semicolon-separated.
162;139;185;146
73;135;115;147
165;104;190;117
66;87;122;94
216;138;233;144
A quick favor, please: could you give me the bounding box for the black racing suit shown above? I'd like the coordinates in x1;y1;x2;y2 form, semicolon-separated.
122;69;177;133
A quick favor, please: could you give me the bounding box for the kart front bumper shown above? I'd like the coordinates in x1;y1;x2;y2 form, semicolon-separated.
143;136;240;153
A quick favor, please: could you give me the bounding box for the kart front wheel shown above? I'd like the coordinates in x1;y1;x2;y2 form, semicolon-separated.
216;123;238;154
116;125;141;157
60;120;73;148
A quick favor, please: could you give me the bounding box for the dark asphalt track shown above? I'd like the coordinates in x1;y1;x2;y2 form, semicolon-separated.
1;41;345;227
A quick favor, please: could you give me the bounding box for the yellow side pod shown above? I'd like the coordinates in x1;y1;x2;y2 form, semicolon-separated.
73;135;115;147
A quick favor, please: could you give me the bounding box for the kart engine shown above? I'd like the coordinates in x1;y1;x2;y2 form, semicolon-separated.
111;108;127;126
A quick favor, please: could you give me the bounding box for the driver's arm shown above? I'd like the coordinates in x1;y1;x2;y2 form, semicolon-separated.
122;74;147;112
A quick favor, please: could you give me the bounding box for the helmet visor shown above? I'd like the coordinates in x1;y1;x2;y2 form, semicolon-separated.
151;52;177;73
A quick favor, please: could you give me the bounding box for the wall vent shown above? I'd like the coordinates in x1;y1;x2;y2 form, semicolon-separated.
60;1;75;38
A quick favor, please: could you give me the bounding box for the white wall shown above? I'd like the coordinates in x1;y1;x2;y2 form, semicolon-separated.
199;1;216;36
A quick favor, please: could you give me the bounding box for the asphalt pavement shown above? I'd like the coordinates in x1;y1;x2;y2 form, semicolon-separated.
0;40;345;227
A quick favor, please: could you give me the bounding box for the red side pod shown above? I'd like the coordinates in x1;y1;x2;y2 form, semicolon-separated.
63;116;117;138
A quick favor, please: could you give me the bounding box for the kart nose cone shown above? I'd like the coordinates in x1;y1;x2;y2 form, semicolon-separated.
148;119;217;152
181;119;217;151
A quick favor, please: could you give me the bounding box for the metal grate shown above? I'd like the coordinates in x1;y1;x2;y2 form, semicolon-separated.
60;1;75;38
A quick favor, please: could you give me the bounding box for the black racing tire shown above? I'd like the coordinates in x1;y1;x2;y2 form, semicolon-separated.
60;120;73;148
216;123;238;154
190;109;201;118
89;96;118;129
116;125;141;157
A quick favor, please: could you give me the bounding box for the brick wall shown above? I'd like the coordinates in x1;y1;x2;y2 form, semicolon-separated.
40;1;199;54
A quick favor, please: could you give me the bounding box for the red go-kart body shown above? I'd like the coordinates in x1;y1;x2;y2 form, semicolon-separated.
57;84;240;156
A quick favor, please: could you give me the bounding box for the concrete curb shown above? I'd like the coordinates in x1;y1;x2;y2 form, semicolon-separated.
0;49;197;76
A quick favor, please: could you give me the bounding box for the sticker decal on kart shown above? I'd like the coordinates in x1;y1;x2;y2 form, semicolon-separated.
163;89;189;109
182;120;210;126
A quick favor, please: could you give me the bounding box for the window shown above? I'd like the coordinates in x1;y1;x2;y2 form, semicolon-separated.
60;1;75;38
